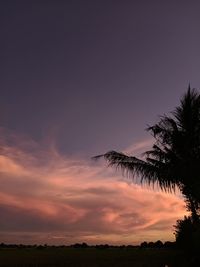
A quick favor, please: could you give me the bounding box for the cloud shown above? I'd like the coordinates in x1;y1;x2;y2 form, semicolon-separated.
0;133;187;245
123;138;154;156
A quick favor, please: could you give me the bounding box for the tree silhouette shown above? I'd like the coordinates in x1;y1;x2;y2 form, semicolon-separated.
94;87;200;222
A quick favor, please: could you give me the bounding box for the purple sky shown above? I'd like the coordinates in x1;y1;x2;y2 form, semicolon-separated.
0;1;199;244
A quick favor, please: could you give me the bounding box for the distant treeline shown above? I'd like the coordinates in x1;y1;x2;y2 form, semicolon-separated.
140;240;175;248
0;241;175;249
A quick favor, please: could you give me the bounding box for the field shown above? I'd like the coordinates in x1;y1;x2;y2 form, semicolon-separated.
0;247;190;267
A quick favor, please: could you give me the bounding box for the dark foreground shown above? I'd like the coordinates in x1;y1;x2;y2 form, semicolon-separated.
0;247;192;267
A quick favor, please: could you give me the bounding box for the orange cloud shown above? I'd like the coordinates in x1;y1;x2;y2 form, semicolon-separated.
0;134;187;245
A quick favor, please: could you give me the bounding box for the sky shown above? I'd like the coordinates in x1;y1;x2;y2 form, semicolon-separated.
0;0;199;245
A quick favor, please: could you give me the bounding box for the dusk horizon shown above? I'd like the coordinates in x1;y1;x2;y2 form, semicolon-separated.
1;1;200;247
0;126;187;246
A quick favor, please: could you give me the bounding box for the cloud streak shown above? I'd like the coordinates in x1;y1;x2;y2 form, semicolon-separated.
0;133;187;245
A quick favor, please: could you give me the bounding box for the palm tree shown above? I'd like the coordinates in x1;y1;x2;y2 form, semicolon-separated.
94;87;200;222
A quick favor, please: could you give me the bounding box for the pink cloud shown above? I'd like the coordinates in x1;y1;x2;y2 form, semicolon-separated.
123;138;154;156
0;134;187;245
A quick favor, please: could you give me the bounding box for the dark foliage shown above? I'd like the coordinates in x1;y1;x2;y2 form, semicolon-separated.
140;240;175;249
174;216;200;265
174;216;200;252
93;87;200;221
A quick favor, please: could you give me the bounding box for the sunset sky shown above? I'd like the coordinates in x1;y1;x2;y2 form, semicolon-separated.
1;1;200;245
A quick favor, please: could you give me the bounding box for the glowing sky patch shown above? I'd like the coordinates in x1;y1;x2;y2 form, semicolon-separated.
0;133;187;245
1;1;198;245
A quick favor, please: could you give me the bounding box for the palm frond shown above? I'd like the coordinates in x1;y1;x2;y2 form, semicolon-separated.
93;87;200;217
93;151;176;192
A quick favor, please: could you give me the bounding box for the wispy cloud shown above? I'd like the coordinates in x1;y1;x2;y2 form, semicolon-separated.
123;138;154;156
0;132;187;245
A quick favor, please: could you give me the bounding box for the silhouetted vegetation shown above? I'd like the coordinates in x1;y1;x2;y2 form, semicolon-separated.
94;87;200;260
174;215;200;264
0;242;139;249
0;241;177;250
140;240;176;249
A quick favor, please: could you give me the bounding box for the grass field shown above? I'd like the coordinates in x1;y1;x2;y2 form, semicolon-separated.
0;247;190;267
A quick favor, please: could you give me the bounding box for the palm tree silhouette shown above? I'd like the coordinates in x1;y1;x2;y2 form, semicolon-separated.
94;87;200;222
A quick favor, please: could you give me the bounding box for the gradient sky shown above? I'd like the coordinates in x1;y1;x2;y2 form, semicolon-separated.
0;1;199;245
